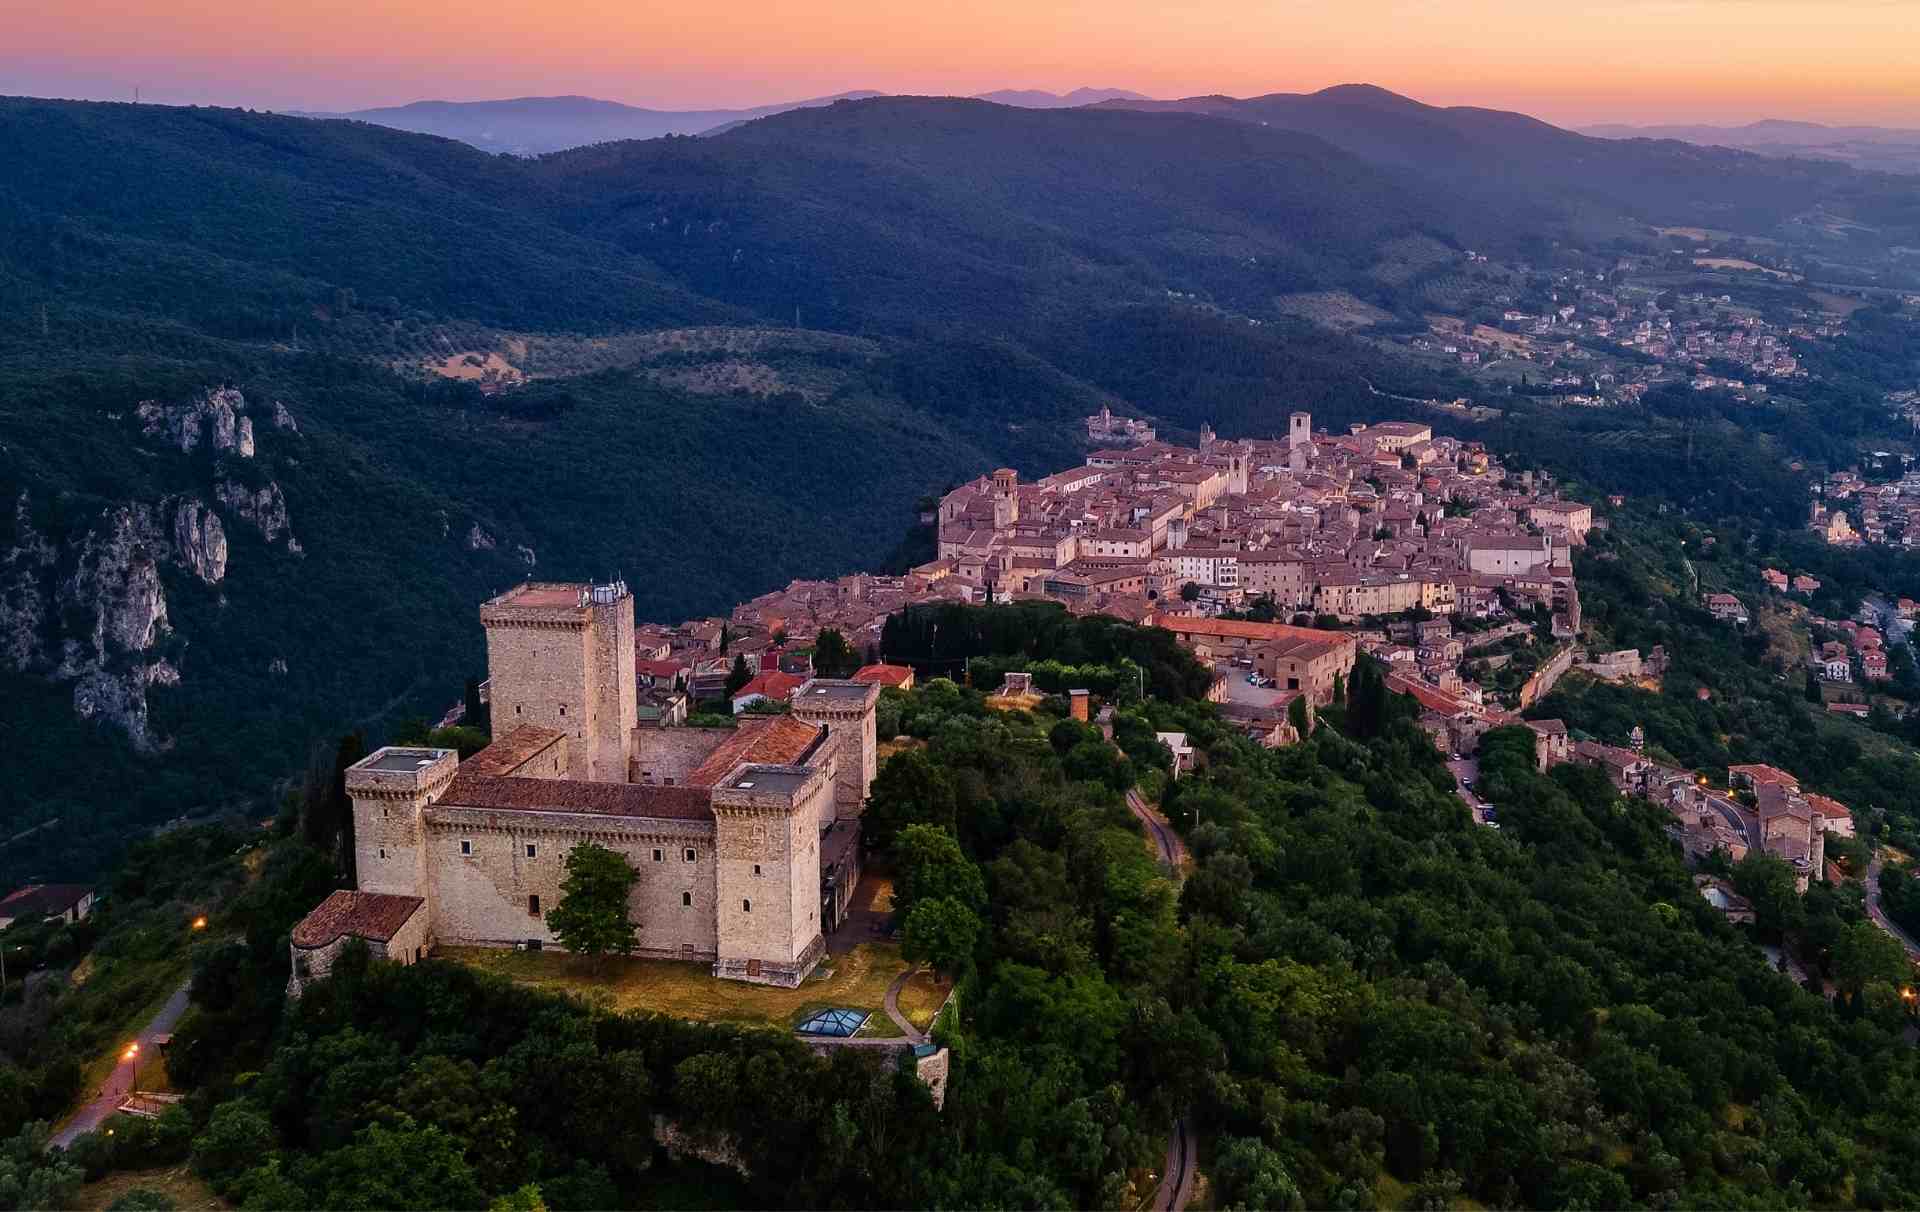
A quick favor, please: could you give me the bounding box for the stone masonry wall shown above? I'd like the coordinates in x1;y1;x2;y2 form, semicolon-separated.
712;771;825;985
484;617;596;781
422;807;720;957
630;726;731;786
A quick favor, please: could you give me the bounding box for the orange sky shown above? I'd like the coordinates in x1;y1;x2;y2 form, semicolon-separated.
5;0;1919;126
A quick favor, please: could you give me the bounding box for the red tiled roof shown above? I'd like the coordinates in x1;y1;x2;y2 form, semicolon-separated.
636;658;688;679
440;774;715;820
1149;615;1351;646
291;890;424;949
1729;763;1798;788
688;715;824;787
852;664;914;688
731;670;805;704
461;725;565;777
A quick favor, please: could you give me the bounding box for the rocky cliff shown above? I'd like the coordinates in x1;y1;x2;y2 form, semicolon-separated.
0;389;297;750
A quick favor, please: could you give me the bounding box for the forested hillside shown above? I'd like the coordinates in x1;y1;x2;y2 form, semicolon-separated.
23;664;1920;1209
3;88;1915;885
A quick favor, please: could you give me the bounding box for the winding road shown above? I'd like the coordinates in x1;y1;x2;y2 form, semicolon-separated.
1124;782;1195;1211
1866;855;1920;964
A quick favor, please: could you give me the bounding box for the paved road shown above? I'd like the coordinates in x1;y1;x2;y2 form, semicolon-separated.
1866;855;1920;963
1152;1114;1198;1211
1445;757;1489;825
1125;762;1195;1210
50;978;191;1149
1128;787;1190;872
1706;795;1763;854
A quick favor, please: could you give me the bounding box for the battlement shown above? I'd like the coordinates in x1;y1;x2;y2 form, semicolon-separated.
479;580;630;628
790;678;881;715
344;747;459;799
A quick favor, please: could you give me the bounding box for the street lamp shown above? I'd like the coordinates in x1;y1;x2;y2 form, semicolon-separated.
121;1042;139;1094
191;916;207;930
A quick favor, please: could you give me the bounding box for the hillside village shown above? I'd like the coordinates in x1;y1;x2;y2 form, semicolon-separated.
1383;242;1872;410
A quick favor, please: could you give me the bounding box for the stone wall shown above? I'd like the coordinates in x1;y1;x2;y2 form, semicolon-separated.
484;613;596;781
585;594;637;783
349;749;460;918
420;807;721;957
712;770;825;985
630;726;732;786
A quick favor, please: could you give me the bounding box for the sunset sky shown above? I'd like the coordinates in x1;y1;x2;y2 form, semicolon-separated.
5;0;1919;127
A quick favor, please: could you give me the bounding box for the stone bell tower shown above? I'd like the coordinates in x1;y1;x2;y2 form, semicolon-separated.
788;679;881;820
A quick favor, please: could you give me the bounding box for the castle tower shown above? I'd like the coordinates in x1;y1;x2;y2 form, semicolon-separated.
346;746;459;907
709;763;831;986
1199;422;1216;448
478;581;636;784
788;679;881;820
1288;411;1312;451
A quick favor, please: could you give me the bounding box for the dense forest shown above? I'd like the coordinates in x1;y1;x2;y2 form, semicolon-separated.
15;631;1920;1208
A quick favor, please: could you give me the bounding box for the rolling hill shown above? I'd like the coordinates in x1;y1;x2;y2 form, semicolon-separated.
1100;84;1920;247
1582;118;1920;177
1;84;1914;882
290;91;885;155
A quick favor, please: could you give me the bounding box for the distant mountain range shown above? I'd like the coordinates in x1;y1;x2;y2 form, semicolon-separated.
1582;119;1920;176
294;87;1152;154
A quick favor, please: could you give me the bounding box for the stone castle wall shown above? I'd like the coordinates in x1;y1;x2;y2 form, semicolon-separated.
484;616;596;781
712;770;828;985
420;807;721;957
585;596;637;782
630;726;732;785
350;750;459;920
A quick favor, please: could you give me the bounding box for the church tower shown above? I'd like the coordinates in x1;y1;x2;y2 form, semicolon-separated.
1288;410;1312;451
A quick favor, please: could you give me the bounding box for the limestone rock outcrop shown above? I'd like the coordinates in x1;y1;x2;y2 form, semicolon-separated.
216;480;296;547
135;387;257;458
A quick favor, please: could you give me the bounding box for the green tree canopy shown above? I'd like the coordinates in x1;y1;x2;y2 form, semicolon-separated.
546;843;639;964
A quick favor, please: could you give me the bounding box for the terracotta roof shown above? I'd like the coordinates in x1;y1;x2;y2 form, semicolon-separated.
1805;792;1852;821
688;715;824;788
732;669;805;704
1729;763;1798;788
461;725;565;777
1150;615;1351;646
852;663;914;688
0;883;93;919
291;890;424;949
440;774;715;821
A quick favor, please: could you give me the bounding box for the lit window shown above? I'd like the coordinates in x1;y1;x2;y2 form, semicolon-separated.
460;840;472;855
528;894;541;916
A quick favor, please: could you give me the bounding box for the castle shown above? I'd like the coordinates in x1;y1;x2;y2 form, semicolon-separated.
289;581;879;992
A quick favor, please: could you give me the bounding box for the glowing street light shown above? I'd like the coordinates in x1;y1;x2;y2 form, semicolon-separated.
119;1040;142;1094
191;916;208;930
